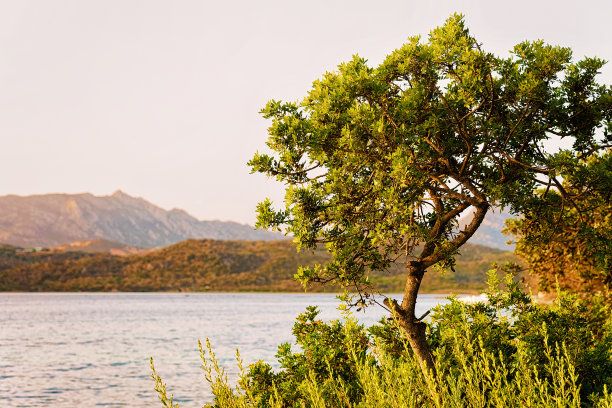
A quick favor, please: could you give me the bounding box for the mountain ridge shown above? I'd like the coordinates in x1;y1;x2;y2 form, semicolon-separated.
0;191;283;248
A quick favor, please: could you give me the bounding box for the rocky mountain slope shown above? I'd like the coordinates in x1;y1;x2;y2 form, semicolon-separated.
0;191;282;248
458;207;515;250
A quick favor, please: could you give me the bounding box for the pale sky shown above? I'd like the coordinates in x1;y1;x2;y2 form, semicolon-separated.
1;0;610;225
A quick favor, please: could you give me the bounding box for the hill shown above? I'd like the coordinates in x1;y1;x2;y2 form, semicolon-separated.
0;240;517;293
53;238;143;256
0;191;282;248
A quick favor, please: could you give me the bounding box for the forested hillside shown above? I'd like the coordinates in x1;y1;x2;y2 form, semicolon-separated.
0;240;516;292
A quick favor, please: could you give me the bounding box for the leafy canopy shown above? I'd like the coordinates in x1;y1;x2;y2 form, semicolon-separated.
506;150;612;293
250;14;612;298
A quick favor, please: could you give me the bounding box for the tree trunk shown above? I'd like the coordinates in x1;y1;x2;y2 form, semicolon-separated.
383;204;489;377
385;261;436;377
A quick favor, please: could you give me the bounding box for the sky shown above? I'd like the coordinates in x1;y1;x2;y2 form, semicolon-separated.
1;0;611;225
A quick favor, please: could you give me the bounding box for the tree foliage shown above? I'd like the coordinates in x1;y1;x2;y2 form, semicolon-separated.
250;13;612;373
506;150;612;293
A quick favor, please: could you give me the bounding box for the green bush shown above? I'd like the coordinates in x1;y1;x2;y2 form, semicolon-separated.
152;275;612;407
244;306;370;407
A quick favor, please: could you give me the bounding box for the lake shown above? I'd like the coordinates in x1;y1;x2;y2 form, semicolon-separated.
0;293;453;407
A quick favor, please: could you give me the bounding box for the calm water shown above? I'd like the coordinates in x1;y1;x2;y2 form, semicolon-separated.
0;293;452;407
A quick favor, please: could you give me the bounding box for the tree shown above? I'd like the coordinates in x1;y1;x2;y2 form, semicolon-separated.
506;150;612;294
249;14;612;375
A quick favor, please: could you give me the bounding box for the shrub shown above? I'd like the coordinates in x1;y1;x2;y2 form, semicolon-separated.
152;275;612;407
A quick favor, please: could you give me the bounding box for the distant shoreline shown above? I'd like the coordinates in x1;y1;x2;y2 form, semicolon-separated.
0;289;481;295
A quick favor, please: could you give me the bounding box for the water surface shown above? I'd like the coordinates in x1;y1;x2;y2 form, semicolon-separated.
0;293;451;407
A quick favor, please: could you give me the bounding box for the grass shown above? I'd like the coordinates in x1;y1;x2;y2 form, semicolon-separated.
152;321;612;407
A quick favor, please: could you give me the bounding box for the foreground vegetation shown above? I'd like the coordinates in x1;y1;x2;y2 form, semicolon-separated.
152;274;612;407
0;240;515;293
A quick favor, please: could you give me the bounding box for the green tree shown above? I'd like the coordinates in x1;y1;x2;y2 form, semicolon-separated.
249;14;612;375
506;150;612;293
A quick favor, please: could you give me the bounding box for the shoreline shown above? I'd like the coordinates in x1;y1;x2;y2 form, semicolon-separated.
0;289;482;295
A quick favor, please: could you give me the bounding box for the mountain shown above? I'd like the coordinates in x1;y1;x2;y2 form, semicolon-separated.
0;239;517;293
0;191;282;248
458;207;515;250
